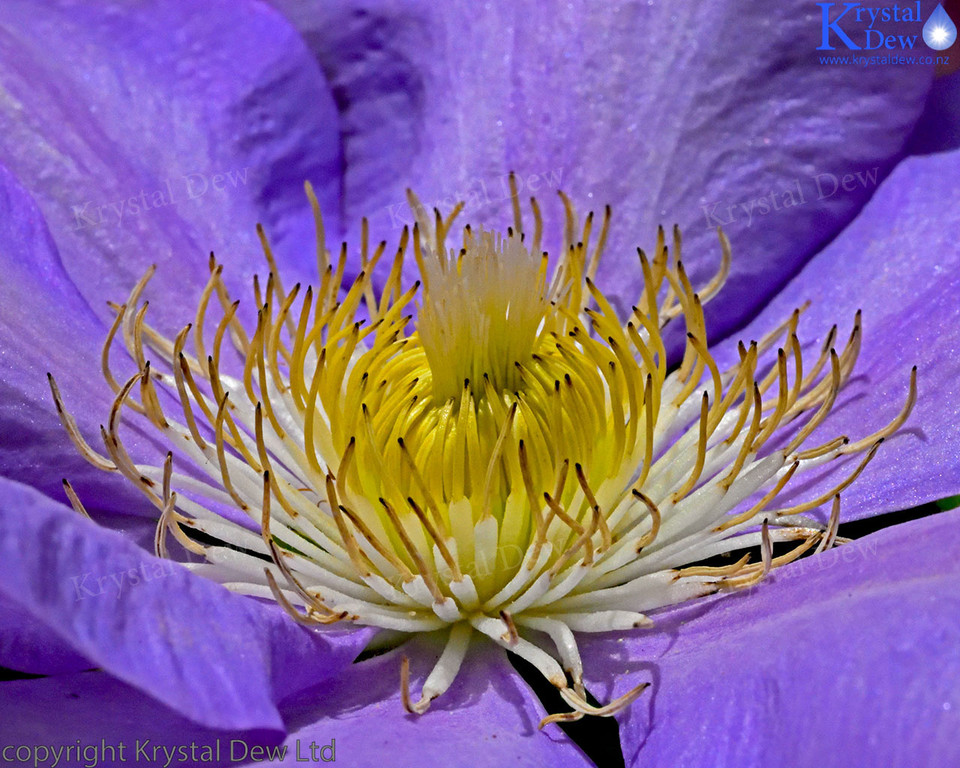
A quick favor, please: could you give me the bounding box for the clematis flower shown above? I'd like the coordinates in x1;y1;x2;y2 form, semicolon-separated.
1;2;959;767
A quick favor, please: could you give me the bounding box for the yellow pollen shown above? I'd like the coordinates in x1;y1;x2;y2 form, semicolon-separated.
418;228;546;401
49;179;917;725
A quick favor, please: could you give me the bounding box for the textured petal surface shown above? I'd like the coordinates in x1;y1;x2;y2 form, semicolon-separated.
0;0;341;336
1;671;273;768
0;596;91;675
579;509;960;768
0;477;371;733
272;0;930;337
276;636;590;767
714;144;960;520
0;162;153;514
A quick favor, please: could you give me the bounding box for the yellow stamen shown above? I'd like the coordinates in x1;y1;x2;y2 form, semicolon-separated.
53;182;916;727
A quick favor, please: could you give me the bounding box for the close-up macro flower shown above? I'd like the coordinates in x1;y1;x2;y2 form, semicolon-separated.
2;2;960;767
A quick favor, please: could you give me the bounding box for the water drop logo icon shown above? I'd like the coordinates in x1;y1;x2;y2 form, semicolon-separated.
923;4;957;50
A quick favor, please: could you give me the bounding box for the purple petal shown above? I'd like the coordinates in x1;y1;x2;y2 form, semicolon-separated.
277;637;590;767
0;596;91;675
906;70;960;155
0;0;341;335
0;162;154;514
271;0;930;337
578;509;960;767
0;476;371;732
715;145;960;519
1;670;274;768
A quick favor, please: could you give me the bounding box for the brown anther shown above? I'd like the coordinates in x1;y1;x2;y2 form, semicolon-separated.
760;518;773;579
630;490;662;551
101;303;145;414
264;569;344;627
336;502;412;582
399;655;434;715
574;463;612;551
407;497;462;581
716;461;799;532
61;479;91;519
840;365;917;455
776;440;882;516
672;392;710;502
47;374;117;472
499;610;520;645
556;680;651;721
153;451;204;558
720;383;763;489
380;498;444;603
784;350;842;455
815;494;842;555
213;392;250;512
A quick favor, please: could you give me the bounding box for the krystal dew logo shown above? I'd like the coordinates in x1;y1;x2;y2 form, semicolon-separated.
817;2;958;51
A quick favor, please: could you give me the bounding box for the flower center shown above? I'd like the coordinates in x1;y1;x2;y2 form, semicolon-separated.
331;223;659;605
49;179;916;724
418;227;545;403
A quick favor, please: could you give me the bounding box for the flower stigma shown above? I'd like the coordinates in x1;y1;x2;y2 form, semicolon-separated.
50;175;916;727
